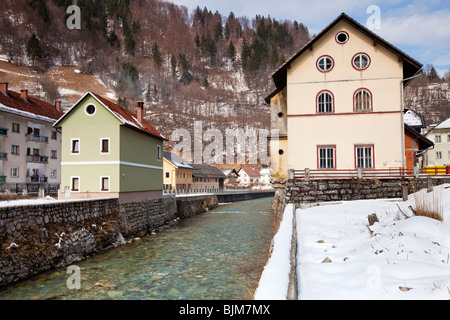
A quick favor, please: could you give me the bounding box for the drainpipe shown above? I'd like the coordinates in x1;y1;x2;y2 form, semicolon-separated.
400;69;423;169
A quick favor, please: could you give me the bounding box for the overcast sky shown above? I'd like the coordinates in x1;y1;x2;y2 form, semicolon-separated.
168;0;450;76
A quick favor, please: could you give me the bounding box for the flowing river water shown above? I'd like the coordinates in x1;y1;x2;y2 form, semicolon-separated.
0;197;275;300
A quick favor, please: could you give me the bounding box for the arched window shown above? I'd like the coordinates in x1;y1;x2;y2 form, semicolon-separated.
354;89;372;112
352;53;371;70
317;91;334;113
316;55;334;73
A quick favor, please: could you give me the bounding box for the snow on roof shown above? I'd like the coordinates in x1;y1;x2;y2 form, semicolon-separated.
163;151;193;169
435;117;450;130
404;110;425;127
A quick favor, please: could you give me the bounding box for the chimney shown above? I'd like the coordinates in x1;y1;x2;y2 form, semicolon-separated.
55;101;61;112
20;89;28;101
137;102;144;124
0;83;8;95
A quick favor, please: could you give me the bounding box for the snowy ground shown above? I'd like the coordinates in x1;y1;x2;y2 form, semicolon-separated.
256;184;450;300
297;184;450;300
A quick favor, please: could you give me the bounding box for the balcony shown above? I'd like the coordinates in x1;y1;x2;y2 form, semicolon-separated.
29;175;48;183
26;134;49;143
0;176;5;183
0;153;7;160
0;128;7;136
26;155;49;164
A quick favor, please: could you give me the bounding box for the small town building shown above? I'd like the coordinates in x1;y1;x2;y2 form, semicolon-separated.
265;13;424;180
54;92;166;203
163;151;193;193
0;82;63;195
191;164;226;193
237;166;261;187
221;168;240;188
425;117;450;166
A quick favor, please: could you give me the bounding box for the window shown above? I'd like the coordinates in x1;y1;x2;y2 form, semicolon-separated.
12;123;19;133
335;31;349;44
318;146;336;169
355;145;374;169
157;145;162;160
316;55;334;72
51;150;57;159
11;145;19;155
71;139;80;154
50;170;57;179
166;172;170;178
51;131;57;140
101;138;109;153
354;89;372;112
352;53;370;70
317;91;334;113
11;168;19;178
85;104;96;115
436;151;442;160
447;134;450;142
71;177;80;192
101;177;109;192
435;135;441;143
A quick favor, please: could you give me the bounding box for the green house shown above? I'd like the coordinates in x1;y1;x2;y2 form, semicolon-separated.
54;92;166;203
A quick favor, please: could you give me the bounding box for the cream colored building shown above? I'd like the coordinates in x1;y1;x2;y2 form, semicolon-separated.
163;151;193;193
0;83;63;195
266;13;422;179
425;118;450;166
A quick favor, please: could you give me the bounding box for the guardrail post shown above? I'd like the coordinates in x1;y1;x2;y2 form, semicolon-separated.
288;169;294;180
305;168;310;181
413;166;419;178
357;168;362;179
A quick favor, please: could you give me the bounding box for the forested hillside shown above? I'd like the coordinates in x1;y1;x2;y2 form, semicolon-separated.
0;0;310;151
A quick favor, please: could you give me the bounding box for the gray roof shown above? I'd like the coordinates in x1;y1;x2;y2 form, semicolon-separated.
191;164;227;179
163;152;193;169
435;117;450;130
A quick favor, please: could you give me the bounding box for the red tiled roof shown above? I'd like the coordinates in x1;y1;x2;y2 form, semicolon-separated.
240;166;261;177
0;89;63;121
90;92;166;140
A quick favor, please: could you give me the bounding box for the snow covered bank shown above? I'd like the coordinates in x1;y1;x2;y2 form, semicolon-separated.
254;204;294;300
296;184;450;300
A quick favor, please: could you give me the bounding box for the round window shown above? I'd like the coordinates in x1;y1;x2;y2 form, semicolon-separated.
335;31;349;44
316;55;334;73
85;104;96;115
278;149;284;155
278;112;284;118
352;53;371;70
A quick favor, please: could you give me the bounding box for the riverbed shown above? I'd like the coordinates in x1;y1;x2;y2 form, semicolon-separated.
0;197;274;300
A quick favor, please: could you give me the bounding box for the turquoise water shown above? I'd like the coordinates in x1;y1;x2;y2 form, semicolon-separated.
0;197;274;300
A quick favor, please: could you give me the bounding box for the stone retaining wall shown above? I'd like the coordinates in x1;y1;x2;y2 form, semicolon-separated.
285;177;450;207
0;198;166;287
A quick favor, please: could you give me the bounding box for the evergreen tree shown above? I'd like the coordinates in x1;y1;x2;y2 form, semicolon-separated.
228;41;236;62
26;33;43;61
152;43;163;69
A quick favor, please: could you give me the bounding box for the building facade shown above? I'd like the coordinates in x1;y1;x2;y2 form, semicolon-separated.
266;13;423;180
191;164;226;193
0;82;63;195
425;118;450;166
54;92;165;203
163;151;193;193
237;166;261;187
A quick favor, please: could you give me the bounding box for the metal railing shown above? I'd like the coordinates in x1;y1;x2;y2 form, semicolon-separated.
26;134;49;143
26;155;49;164
293;167;450;180
0;153;7;160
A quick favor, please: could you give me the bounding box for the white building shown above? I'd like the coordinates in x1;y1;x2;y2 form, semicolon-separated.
425;117;450;166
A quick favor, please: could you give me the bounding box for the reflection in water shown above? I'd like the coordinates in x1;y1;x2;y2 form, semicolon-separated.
0;197;274;300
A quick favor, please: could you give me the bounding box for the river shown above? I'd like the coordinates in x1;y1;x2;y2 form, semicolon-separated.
0;197;275;300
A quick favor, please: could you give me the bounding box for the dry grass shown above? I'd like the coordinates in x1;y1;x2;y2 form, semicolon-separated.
412;188;443;222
